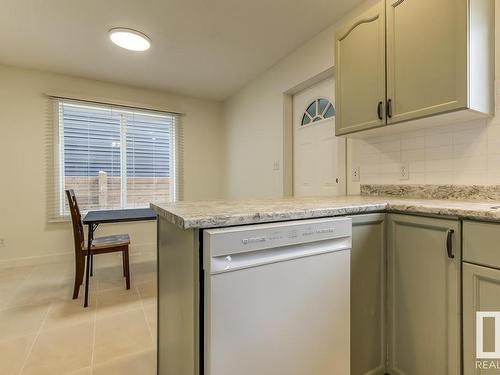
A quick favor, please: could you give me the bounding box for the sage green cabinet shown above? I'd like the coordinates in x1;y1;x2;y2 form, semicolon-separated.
463;220;500;270
334;1;386;135
335;0;494;136
462;220;500;374
387;214;461;375
350;214;386;375
385;0;467;124
463;263;500;375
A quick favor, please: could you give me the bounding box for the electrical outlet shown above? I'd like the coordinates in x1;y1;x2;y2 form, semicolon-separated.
0;238;4;247
399;163;410;180
352;166;360;182
273;161;280;171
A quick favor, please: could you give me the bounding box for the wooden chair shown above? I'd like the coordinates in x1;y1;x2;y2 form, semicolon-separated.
66;189;131;300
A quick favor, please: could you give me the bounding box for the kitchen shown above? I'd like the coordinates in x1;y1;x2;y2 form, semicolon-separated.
154;0;497;373
0;0;498;374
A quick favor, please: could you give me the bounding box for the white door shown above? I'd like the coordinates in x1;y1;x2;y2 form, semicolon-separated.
293;77;345;197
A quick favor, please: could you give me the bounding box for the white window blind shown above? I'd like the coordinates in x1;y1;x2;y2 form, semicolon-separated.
51;99;182;218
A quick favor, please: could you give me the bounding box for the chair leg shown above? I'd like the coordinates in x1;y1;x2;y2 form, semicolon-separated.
73;257;84;299
124;249;131;290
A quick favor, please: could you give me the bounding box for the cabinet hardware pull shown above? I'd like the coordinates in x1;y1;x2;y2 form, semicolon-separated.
446;229;455;259
387;99;393;118
377;101;383;120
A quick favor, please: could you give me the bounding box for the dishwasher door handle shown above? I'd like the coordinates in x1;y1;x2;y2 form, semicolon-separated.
209;237;351;274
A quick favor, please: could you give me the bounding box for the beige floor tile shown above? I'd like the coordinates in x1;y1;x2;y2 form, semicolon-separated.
0;303;49;340
130;260;156;274
130;261;156;284
93;264;128;292
0;265;33;286
96;278;129;293
0;267;32;307
66;276;100;298
42;298;96;331
0;286;17;308
94;309;154;365
0;261;158;374
0;334;36;375
133;273;156;285
65;367;91;374
93;349;156;375
22;321;93;375
136;280;156;303
96;288;143;317
26;263;72;285
6;278;72;308
92;253;123;268
143;303;157;337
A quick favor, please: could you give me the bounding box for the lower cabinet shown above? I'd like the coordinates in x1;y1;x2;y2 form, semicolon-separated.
350;214;386;375
386;214;461;375
463;262;500;375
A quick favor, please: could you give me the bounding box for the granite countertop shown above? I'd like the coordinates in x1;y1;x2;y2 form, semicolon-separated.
151;195;500;230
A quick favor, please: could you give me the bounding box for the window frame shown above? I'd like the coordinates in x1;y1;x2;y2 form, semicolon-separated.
54;99;179;217
300;97;336;127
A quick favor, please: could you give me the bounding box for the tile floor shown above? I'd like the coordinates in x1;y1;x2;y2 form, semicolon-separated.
0;254;157;375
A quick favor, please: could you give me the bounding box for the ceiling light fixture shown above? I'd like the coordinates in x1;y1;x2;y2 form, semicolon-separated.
109;28;151;51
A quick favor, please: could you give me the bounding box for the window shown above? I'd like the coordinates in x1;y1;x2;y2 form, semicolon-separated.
54;100;181;216
301;98;335;126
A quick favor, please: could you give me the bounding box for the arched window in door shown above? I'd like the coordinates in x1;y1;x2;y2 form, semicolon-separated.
301;98;335;126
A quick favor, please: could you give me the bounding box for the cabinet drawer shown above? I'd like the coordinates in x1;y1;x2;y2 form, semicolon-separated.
463;220;500;269
463;262;500;374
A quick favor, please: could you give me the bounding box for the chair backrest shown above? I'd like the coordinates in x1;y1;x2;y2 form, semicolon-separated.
65;189;85;259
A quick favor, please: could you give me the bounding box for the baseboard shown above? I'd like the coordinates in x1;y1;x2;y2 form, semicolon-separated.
0;242;156;269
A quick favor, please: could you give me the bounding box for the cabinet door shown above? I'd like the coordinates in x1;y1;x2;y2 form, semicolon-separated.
463;263;500;375
350;214;386;375
387;214;461;375
335;1;386;135
386;0;467;124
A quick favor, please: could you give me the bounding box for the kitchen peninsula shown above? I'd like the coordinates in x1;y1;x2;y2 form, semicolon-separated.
152;184;500;375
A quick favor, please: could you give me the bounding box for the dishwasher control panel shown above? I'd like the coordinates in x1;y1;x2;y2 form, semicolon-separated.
241;226;335;244
204;217;352;258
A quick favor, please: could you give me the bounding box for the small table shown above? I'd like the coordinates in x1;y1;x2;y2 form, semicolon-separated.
82;208;157;307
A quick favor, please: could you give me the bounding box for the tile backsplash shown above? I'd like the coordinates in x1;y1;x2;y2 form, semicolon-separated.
348;82;500;194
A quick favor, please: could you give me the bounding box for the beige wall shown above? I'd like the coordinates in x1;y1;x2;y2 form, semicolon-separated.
224;0;499;198
0;64;225;266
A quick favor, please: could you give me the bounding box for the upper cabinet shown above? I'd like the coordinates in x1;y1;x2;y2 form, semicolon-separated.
335;0;495;136
386;0;467;123
335;2;386;135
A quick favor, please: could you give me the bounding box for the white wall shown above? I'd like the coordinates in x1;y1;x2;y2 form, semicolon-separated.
224;0;500;198
223;0;377;199
347;2;500;194
0;64;225;266
348;113;500;193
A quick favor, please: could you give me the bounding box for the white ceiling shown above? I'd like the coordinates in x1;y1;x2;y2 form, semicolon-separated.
0;0;362;100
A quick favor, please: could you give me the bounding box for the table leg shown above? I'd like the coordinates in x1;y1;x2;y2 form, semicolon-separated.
84;224;93;308
90;254;93;277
